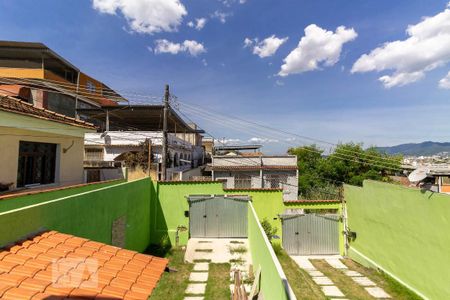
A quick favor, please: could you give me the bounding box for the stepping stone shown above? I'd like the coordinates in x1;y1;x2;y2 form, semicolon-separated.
321;285;345;297
292;257;316;270
307;270;324;277
325;258;348;269
193;263;209;271
312;276;334;285
184;297;204;300
189;272;209;282
365;287;391;298
344;270;363;277
185;283;206;295
352;276;376;286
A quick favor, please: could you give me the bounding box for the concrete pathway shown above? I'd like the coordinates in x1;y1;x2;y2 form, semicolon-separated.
184;238;251;299
325;259;391;299
291;256;347;299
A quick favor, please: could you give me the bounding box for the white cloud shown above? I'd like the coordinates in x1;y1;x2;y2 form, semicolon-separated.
439;71;450;89
245;35;288;58
351;3;450;88
217;138;241;145
92;0;187;34
188;18;207;30
248;137;279;144
279;24;357;76
154;39;206;56
202;58;208;66
275;80;284;86
211;10;232;23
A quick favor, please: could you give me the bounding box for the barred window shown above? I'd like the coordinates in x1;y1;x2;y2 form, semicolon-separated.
265;174;287;189
235;174;252;189
84;148;103;161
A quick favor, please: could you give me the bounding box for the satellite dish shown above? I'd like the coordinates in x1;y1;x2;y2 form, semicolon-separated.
408;167;429;182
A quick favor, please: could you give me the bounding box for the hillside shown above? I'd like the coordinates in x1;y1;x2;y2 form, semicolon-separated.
377;141;450;156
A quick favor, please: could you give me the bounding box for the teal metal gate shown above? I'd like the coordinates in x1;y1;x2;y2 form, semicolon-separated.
188;195;249;238
282;214;340;255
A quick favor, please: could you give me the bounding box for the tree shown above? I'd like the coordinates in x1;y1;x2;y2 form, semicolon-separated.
288;142;402;199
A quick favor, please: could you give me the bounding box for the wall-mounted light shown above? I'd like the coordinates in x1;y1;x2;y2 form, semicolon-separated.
63;140;74;154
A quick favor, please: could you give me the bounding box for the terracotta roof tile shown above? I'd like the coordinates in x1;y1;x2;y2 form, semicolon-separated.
0;95;96;130
2;287;40;299
0;230;168;299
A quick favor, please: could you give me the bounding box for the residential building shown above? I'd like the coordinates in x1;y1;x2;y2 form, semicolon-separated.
0;95;96;193
211;153;299;201
0;41;125;123
80;104;206;181
84;131;196;181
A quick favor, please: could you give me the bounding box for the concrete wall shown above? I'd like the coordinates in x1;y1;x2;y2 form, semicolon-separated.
0;178;153;252
345;180;450;300
153;182;343;253
248;202;296;300
0;112;91;189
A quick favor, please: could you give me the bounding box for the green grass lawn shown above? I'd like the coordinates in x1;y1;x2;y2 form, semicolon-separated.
276;250;326;300
342;259;423;300
149;247;193;300
205;263;231;300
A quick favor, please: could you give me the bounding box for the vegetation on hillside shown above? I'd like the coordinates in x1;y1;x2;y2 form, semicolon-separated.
288;143;402;199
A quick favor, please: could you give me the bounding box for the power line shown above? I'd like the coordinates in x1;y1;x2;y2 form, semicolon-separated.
175;99;403;167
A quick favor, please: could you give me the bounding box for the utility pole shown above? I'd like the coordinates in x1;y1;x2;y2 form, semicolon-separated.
161;84;169;181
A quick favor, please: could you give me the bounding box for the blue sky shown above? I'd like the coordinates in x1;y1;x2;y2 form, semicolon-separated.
1;0;450;153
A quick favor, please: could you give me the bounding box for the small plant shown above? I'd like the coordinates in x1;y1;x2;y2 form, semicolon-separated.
195;249;213;252
229;245;248;254
260;218;278;241
272;242;282;255
230;240;244;244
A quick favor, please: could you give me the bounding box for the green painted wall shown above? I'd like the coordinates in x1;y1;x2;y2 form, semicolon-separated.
248;202;295;300
345;180;450;300
152;182;224;245
0;180;124;213
0;178;152;252
153;182;344;253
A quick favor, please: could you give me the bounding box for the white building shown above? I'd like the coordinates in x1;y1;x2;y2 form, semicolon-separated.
211;155;299;201
84;131;199;181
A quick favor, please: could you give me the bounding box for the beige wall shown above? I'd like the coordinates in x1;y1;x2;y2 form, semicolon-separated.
0;126;86;190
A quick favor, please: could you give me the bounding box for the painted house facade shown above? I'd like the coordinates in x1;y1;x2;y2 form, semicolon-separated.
211;155;299;201
0;95;96;192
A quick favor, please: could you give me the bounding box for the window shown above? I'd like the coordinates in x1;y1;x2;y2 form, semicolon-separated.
86;81;96;93
265;174;287;189
17;141;57;187
442;176;450;185
234;174;252;189
84;148;104;161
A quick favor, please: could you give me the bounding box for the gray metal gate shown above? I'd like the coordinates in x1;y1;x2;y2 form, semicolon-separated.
282;214;340;255
188;195;249;238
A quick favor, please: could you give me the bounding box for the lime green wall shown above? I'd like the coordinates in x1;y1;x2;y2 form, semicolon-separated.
0;178;152;252
152;182;224;245
248;202;295;300
0;180;124;213
345;180;450;300
153;183;344;253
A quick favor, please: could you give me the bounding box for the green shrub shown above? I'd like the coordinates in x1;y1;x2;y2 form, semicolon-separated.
260;218;277;241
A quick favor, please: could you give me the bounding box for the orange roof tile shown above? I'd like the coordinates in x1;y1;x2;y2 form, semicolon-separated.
0;231;168;299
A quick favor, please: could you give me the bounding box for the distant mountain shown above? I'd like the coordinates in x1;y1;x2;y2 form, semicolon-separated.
377;141;450;156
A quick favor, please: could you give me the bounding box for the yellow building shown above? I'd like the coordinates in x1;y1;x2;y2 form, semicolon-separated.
0;95;96;193
0;41;125;124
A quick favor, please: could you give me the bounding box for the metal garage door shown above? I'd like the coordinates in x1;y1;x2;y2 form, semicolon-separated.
282;214;340;255
188;195;249;238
